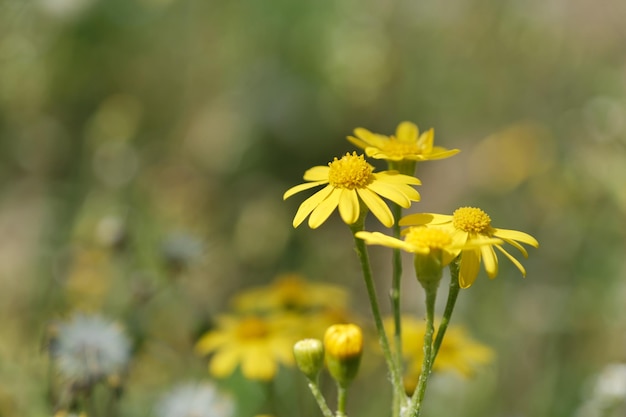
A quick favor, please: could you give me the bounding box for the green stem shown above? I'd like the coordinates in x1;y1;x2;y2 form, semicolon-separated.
337;384;348;417
349;221;403;409
391;203;404;417
406;282;438;417
306;378;334;417
431;259;461;361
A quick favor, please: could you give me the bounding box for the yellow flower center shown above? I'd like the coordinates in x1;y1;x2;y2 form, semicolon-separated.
236;317;269;340
380;139;421;157
328;152;374;189
452;207;492;233
405;227;452;248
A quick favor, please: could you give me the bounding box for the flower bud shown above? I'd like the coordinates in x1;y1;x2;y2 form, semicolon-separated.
323;324;363;386
293;339;325;380
413;250;443;292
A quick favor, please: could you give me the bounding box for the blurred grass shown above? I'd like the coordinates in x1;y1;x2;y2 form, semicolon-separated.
1;0;626;416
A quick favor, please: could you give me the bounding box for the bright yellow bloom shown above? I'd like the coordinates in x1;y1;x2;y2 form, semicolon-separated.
283;152;421;228
356;227;500;267
232;273;348;313
400;207;539;288
347;121;460;162
195;314;298;381
324;324;363;360
384;316;494;392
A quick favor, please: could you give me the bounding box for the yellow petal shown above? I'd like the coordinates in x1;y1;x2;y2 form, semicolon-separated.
195;331;229;354
355;231;424;253
303;166;330;181
308;188;341;228
459;249;480;288
399;213;452;226
346;135;369;150
353;128;388;148
429;147;461;160
493;228;539;248
338;189;360;224
396;121;418;142
292;184;334;228
357;188;394;227
499;237;529;258
480;245;498;279
417;128;434;152
209;348;240;378
376;171;421;185
367;181;411;208
283;180;328;200
241;348;277;380
494;245;527;277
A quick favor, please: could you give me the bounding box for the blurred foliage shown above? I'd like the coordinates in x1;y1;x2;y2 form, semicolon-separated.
1;0;626;416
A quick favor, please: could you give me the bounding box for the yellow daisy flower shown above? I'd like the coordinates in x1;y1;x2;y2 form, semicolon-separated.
347;121;460;162
283;152;421;228
384;316;494;393
195;314;298;381
399;207;539;288
232;273;348;313
355;226;500;267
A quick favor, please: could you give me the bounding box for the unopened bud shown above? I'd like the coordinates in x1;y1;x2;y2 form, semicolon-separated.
293;339;324;380
323;324;363;386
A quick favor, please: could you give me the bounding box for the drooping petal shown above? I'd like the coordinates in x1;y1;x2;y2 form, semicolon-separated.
292;184;334;228
357;188;394;227
303;166;331;181
209;348;240;378
308;188;342;228
400;213;452;226
355;231;426;253
338;189;360;224
283;180;328;200
493;228;539;248
494;245;527;277
396;121;418;142
499;237;529;258
480;244;499;279
459;249;481;288
367;180;411;208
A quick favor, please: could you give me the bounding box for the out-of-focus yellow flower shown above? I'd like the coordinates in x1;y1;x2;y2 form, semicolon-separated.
385;316;494;393
195;314;298;381
232;273;348;313
347;121;459;162
283;152;420;228
400;207;538;288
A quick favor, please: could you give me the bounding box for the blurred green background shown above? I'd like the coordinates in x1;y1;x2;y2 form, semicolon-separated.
1;0;626;416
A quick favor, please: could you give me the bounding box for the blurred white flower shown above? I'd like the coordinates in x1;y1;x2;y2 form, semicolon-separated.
574;363;626;417
155;382;235;417
50;314;131;385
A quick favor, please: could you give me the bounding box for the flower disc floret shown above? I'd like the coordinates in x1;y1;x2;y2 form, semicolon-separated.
452;207;492;233
327;153;373;189
405;227;452;249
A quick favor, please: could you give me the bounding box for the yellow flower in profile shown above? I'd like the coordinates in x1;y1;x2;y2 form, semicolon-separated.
283;152;421;228
400;207;539;288
347;121;460;162
356;227;499;267
232;273;348;313
384;316;493;393
195;314;298;381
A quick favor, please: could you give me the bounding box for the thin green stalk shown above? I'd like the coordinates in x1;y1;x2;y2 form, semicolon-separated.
349;221;403;409
391;203;404;417
431;259;461;361
406;283;438;417
337;384;348;417
306;378;334;417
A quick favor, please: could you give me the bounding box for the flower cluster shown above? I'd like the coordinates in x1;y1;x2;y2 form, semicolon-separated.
195;273;354;381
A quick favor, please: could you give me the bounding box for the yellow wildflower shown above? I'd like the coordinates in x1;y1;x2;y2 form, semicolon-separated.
195;314;298;381
283;152;420;228
232;273;348;313
347;121;460;162
384;316;494;392
400;207;539;288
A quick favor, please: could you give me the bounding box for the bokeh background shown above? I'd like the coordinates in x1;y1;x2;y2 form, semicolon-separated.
1;0;626;416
